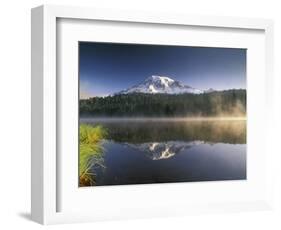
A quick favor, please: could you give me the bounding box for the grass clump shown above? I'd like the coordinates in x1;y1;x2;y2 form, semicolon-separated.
79;124;107;186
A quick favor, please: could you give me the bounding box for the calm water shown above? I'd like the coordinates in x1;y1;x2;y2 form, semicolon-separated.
81;119;246;186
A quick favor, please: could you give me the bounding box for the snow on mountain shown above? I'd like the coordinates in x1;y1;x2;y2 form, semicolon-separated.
204;88;216;93
115;75;203;95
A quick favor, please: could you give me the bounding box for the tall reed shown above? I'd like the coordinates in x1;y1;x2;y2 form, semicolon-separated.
79;124;107;186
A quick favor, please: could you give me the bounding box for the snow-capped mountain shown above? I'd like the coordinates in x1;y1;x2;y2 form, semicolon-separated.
116;75;203;95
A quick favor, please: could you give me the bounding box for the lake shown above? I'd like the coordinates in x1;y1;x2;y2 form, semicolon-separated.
80;118;246;186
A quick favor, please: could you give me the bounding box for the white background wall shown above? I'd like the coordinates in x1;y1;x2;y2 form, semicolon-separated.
0;0;280;229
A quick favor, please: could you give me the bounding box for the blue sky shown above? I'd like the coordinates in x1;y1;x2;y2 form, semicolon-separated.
79;42;246;98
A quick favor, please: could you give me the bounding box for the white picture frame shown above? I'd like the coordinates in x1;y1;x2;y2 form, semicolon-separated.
31;5;274;225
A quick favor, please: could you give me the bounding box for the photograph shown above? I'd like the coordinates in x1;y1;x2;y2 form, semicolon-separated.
78;42;247;187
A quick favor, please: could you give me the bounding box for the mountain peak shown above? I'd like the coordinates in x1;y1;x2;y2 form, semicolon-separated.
116;75;203;95
204;88;216;93
147;75;175;83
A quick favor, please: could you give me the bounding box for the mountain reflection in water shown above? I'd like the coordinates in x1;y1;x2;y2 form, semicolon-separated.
125;141;203;160
81;118;246;186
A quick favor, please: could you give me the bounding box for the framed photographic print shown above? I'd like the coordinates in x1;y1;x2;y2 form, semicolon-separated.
78;42;247;187
31;5;274;224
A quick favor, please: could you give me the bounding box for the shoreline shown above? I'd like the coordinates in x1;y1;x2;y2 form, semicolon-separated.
80;117;247;123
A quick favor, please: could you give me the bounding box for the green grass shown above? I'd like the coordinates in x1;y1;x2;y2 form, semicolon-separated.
79;124;107;186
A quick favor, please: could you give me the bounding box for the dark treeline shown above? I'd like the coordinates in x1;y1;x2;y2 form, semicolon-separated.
80;89;246;117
